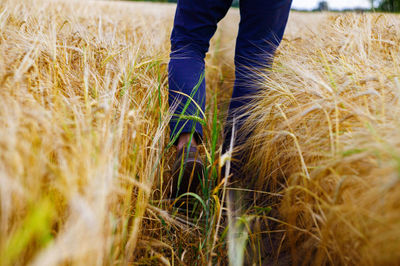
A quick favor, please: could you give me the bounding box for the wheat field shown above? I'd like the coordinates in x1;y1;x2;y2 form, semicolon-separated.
243;11;400;265
1;0;399;265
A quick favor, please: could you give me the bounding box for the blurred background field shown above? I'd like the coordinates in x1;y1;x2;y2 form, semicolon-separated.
0;0;399;265
127;0;400;12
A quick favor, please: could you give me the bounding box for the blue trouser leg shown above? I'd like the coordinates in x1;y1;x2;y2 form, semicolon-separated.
168;0;232;145
169;0;292;162
223;0;292;177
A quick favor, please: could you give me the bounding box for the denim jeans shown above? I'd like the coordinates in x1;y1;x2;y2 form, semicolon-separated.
168;0;292;155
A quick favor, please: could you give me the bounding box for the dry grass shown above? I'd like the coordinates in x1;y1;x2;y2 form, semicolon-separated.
0;0;175;264
2;0;400;264
244;12;400;265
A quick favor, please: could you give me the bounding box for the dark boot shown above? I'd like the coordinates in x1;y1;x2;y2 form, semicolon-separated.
170;145;204;199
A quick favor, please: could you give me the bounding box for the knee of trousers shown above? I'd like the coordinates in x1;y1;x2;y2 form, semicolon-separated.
170;39;209;61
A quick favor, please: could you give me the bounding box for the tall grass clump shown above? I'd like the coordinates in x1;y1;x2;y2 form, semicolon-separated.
243;13;400;264
0;0;178;264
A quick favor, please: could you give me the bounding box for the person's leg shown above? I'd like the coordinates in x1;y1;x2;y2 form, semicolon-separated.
169;0;232;198
169;0;233;148
223;2;292;261
223;0;292;175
